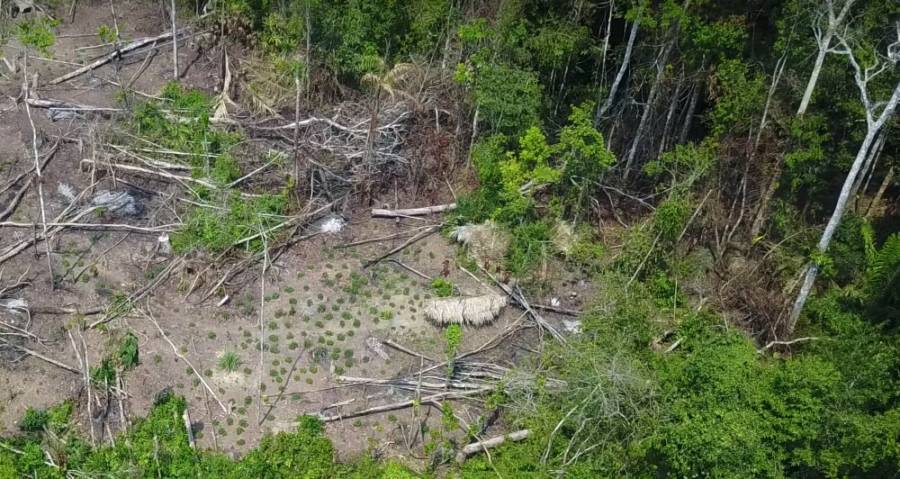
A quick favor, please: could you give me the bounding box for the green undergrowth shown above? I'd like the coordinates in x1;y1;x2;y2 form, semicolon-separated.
132;82;241;184
430;277;455;298
453;102;613;279
14;17;60;56
170;190;289;253
457;273;900;478
0;394;421;478
125;82;295;254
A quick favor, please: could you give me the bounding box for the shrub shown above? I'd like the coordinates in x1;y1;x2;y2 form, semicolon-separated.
219;352;242;372
19;408;48;432
118;333;139;369
171;192;288;253
430;277;454;298
238;415;334;478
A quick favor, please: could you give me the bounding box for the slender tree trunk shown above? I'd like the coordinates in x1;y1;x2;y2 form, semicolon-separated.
678;76;701;144
850;132;885;209
796;41;830;116
554;0;585;115
796;0;856;116
865;167;894;219
595;11;640;126
750;154;784;239
749;55;788;239
304;0;311;102
657;69;685;157
599;0;615;91
361;88;382;204
170;0;178;79
787;81;900;334
623;40;675;179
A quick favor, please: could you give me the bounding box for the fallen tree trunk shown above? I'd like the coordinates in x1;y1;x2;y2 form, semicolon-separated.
455;430;531;464
48;29;186;85
371;203;456;218
25;97;123;113
317;390;481;422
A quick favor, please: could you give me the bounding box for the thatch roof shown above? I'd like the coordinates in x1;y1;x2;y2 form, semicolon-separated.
424;294;508;326
450;221;510;269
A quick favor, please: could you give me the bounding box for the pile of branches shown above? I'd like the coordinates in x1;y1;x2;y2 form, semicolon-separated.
252;100;413;197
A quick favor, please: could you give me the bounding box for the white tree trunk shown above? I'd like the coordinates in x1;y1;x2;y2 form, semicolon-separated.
796;0;857;116
595;13;640;126
797;41;830;116
599;0;615;90
787;81;900;334
657;70;685;157
623;40;674;179
678;77;701;144
372;203;457;217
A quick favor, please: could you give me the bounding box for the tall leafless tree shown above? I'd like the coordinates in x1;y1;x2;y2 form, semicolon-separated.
595;4;641;126
787;32;900;335
796;0;857;116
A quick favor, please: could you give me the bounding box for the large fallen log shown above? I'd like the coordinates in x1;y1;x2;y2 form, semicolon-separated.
455;430;531;464
371;203;456;218
317;390;482;422
25;97;122;113
48;29;187;85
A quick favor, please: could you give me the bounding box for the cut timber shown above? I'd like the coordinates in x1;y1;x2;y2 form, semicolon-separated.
372;203;456;218
455;430;531;464
424;295;507;326
317;390;481;422
80;158;218;190
48;29;187;85
25;98;122;113
182;409;195;448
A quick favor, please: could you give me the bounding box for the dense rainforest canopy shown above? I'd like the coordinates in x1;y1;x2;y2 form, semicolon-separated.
1;0;899;477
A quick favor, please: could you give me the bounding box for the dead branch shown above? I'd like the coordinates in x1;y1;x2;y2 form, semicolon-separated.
25;97;122;117
479;267;565;342
627;232;661;288
364;224;441;268
80;158;218;190
456;430;531;464
258;345;305;425
234;201;334;248
0;337;80;373
761;336;822;351
0;221;178;233
0;177;34;222
0;142;57;221
23;62;54;289
0;190;101;268
336;375;495;393
142;308;229;414
381;339;437;362
30;305;104;315
372;203;457;218
337;226;432;248
532;304;581;316
89;258;183;329
385;259;430;280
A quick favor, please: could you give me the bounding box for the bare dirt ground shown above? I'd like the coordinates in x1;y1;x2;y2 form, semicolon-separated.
0;1;586;466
